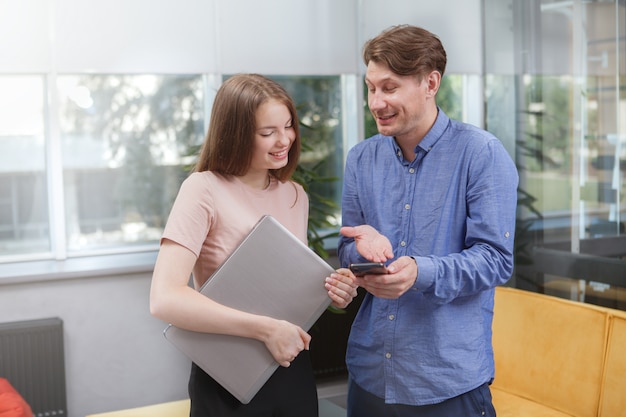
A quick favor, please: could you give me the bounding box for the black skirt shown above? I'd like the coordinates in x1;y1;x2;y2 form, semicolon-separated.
188;350;319;417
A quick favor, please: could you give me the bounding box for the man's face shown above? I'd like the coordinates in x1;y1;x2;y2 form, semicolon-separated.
365;60;435;142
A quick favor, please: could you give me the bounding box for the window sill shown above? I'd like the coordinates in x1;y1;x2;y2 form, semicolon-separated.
0;251;158;285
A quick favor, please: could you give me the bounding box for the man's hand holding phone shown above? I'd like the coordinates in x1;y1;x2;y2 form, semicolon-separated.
351;257;418;300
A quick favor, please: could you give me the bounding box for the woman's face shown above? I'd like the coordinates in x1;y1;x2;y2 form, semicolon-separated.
249;99;295;174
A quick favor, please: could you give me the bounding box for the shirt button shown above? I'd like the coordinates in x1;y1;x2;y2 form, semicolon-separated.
388;314;395;320
404;204;410;210
400;241;406;247
504;231;510;238
409;168;415;174
385;352;391;359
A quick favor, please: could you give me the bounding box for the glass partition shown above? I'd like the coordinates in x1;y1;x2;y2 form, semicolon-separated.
484;0;626;309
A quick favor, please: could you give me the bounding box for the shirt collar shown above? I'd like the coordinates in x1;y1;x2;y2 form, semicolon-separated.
416;107;448;153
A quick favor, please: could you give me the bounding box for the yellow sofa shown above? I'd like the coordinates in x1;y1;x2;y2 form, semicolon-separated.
491;286;626;417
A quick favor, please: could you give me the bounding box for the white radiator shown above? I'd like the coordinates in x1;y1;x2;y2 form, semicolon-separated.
0;317;67;416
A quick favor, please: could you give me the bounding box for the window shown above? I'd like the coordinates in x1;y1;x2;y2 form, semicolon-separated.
271;76;345;235
1;74;351;265
0;76;49;258
0;74;205;262
57;75;205;254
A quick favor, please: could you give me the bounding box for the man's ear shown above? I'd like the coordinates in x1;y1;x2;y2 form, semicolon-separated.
425;70;441;97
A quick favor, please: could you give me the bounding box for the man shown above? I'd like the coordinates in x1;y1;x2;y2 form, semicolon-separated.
338;25;518;416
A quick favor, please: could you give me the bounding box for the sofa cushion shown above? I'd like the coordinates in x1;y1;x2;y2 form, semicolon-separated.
598;310;626;417
492;287;608;417
492;387;573;417
85;400;190;417
0;378;33;417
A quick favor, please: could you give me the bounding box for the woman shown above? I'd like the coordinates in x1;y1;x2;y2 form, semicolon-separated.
150;74;357;417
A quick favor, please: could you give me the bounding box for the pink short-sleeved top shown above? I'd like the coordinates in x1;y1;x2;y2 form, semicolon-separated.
162;171;309;289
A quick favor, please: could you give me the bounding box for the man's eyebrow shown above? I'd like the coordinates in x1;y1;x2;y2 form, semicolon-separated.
365;76;397;84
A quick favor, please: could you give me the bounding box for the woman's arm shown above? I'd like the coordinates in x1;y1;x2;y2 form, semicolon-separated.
149;239;310;367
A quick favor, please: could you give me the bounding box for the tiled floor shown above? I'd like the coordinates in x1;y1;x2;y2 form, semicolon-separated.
318;398;346;417
317;376;348;415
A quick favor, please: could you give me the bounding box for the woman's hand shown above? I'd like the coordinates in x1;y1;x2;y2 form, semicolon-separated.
263;319;311;368
325;268;358;309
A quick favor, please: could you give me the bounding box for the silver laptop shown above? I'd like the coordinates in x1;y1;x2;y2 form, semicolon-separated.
163;215;335;404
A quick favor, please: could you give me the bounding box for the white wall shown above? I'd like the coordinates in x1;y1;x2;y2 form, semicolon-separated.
0;0;484;416
0;0;482;75
0;271;190;416
360;0;483;75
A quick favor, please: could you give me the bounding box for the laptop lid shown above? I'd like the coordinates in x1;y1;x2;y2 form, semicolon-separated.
163;215;335;404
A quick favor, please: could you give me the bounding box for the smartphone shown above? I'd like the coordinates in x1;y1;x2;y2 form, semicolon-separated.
349;262;388;276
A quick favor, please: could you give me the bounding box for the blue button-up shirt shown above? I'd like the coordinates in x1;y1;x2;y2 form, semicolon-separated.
338;109;518;406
